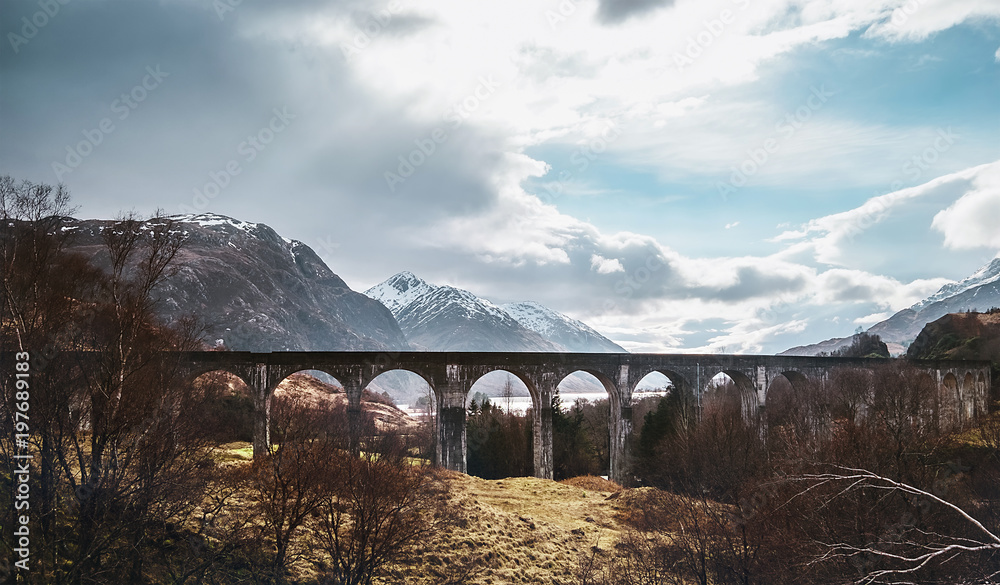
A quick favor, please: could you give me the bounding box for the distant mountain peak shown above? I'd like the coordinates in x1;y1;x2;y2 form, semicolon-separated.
386;270;423;285
364;272;625;352
911;257;1000;312
364;271;435;315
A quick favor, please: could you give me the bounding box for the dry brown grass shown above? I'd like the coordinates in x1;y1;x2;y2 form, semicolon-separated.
383;473;631;585
559;475;622;493
207;445;716;584
607;487;730;533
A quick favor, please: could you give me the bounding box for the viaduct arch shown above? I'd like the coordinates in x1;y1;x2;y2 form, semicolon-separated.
176;351;991;484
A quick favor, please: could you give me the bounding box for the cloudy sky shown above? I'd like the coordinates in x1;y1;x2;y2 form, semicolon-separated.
2;0;999;353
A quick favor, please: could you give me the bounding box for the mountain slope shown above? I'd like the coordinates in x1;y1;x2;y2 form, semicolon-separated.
783;257;1000;356
364;272;560;351
60;213;409;351
910;258;1000;312
502;301;626;353
365;272;625;353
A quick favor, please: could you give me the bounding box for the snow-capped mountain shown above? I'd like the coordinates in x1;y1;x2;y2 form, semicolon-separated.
501;301;625;353
365;272;558;351
909;257;1000;312
365;272;624;352
783;257;1000;356
363;271;436;315
58;213;409;351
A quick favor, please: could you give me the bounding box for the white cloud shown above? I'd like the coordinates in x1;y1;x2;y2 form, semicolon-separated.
996;45;1000;61
865;0;1000;43
854;311;893;325
302;0;992;170
699;319;811;354
811;269;951;311
931;162;1000;249
591;254;626;274
725;221;740;229
772;161;997;264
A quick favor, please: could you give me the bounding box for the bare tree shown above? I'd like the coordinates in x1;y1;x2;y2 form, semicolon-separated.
793;465;1000;584
57;212;198;583
314;433;446;585
248;394;347;582
0;198;228;584
0;177;95;584
502;373;515;414
0;175;78;352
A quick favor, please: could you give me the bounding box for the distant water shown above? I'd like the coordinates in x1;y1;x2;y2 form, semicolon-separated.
399;389;668;416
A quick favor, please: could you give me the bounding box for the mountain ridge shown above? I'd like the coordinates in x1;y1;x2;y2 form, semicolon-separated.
364;272;625;353
57;213;410;352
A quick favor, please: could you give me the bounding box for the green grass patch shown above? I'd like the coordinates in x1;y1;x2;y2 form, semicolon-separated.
215;441;254;462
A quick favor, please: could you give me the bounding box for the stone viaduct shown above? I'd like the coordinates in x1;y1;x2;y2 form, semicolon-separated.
176;351;992;484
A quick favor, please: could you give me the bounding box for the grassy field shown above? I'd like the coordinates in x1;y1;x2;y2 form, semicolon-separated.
209;443;630;584
385;472;626;585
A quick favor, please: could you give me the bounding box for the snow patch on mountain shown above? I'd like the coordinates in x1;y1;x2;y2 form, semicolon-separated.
364;271;436;315
365;273;625;352
501;301;558;335
911;257;1000;311
171;213;260;233
171;212;305;262
501;301;602;338
503;301;626;353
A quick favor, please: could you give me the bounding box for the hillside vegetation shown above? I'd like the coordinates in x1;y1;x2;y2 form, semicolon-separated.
907;309;1000;362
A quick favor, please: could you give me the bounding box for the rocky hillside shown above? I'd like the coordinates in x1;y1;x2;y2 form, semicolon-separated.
906;310;1000;362
59;214;409;351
